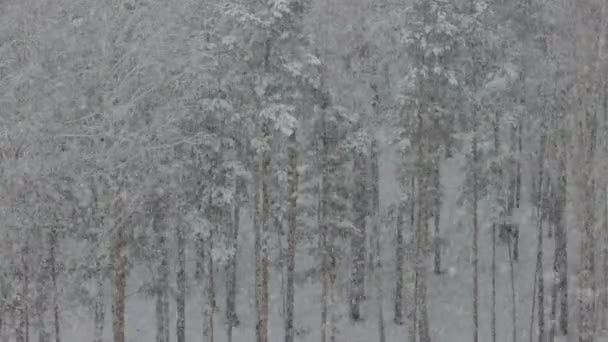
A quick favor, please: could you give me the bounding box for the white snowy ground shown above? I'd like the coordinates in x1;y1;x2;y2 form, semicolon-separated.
57;151;600;342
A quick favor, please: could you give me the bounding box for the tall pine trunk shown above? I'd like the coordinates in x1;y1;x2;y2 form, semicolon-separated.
285;129;298;342
472;132;479;342
394;206;405;325
414;116;431;342
370;140;386;342
49;226;60;342
111;226;126;342
226;177;243;342
154;209;169;342
93;265;105;342
433;167;441;275
320;116;331;342
535;134;546;342
350;150;368;321
255;38;272;342
176;223;186;342
256;118;271;342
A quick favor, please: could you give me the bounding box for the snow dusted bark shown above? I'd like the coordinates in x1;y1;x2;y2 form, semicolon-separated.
350;148;368;322
111;225;126;342
370;140;386;342
153;207;169;342
320;116;331;342
285;129;298;342
550;161;567;340
472;131;479;342
49;226;60;342
255;119;271;342
407;175;418;342
432;166;441;275
535;133;546;342
394;206;405;325
226;176;243;342
176;222;186;342
414;115;431;342
255;37;272;342
93;265;105;342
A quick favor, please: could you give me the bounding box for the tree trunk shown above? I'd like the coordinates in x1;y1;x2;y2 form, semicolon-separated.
536;134;546;342
370;140;386;342
111;226;126;342
414;115;431;342
226;177;243;342
49;227;60;342
255;38;271;342
154;211;169;342
575;80;598;342
407;175;417;342
176;222;186;342
208;231;216;342
552;158;568;336
492;223;497;342
320;118;330;342
472;133;479;342
508;239;517;342
350;150;368;321
25;242;29;342
285;130;298;342
94;269;105;342
433;167;441;275
394;207;405;325
255;118;271;342
602;184;608;333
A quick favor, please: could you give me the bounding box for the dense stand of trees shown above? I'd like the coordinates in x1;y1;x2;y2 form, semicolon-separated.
1;0;608;341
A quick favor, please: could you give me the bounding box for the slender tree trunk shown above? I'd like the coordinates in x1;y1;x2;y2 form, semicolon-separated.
370;140;386;342
416;216;431;342
602;185;608;332
374;233;386;342
407;175;417;342
409;270;418;342
25;242;29;342
285;130;298;342
49;227;60;342
549;229;558;342
253;166;261;332
508;240;517;342
433;167;441;275
394;207;405;325
492;223;497;342
536;134;546;342
472;132;479;342
16;239;30;342
350;150;368;321
575;77;598;342
321;231;329;342
414;117;431;342
255;37;272;342
93;270;105;342
256;118;271;342
111;226;126;342
155;283;166;342
208;231;216;342
552;160;568;336
227;178;243;342
602;37;608;334
155;213;169;342
176;222;186;342
320;118;330;342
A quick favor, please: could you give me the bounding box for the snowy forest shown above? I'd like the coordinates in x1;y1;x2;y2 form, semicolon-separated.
1;0;608;341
